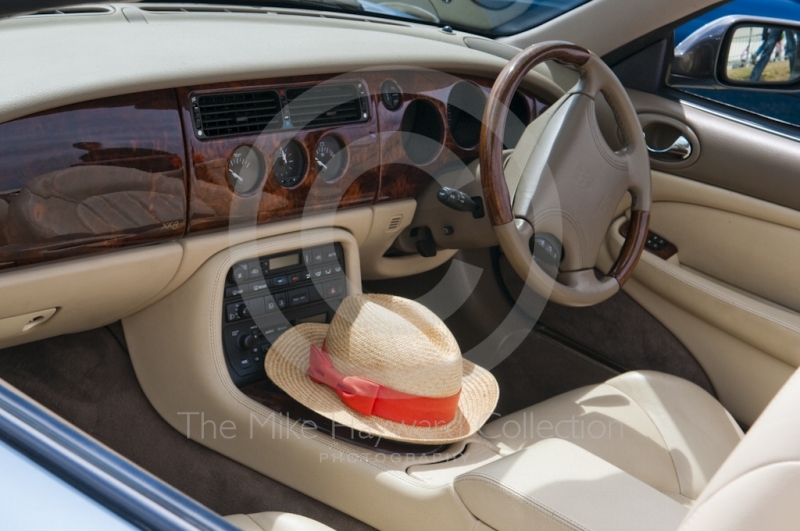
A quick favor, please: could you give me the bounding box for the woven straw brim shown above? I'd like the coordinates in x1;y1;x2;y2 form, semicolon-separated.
265;323;500;444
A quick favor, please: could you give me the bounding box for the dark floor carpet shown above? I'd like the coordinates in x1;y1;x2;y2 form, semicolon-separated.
490;329;618;416
0;325;375;531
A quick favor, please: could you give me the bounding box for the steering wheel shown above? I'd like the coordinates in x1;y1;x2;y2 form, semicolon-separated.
480;41;651;307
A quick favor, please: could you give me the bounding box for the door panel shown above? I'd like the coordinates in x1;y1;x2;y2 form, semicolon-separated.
599;89;800;427
628;90;800;212
600;170;800;425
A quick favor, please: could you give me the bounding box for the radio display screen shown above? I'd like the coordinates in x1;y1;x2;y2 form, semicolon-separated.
269;253;300;270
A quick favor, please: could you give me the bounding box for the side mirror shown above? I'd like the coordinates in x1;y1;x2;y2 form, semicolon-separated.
670;15;800;91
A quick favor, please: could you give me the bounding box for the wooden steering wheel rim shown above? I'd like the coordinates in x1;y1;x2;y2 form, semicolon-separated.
479;41;650;288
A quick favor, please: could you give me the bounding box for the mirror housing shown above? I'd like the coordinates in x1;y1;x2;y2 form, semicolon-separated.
670;15;800;91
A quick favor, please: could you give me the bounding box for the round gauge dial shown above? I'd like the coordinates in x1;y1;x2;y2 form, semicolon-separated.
314;136;347;183
273;140;307;188
227;145;265;196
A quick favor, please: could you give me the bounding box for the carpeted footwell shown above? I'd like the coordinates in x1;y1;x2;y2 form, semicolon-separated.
0;325;375;531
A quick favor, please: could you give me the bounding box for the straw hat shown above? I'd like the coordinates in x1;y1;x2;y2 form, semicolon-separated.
265;294;499;444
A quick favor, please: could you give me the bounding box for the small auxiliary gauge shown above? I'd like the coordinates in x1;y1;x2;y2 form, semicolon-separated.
227;145;265;196
273;140;307;188
315;136;347;183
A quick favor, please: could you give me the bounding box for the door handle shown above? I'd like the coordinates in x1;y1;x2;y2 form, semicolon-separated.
645;134;692;160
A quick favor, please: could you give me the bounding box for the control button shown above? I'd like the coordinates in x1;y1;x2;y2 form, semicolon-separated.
303;251;314;267
333;264;343;275
272;275;288;287
323;279;345;298
238;333;257;350
246;297;265;316
252;350;264;366
249;279;270;293
289;272;303;284
260;343;271;354
232;263;249;282
226;303;241;322
312;248;325;264
276;292;287;309
323;266;333;277
247;260;262;278
289;287;310;307
264;296;278;313
225;285;245;298
226;302;249;322
260;260;270;274
322;244;338;263
311;267;323;279
238;355;252;370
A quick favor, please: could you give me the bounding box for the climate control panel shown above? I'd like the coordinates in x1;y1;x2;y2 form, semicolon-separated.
221;243;346;386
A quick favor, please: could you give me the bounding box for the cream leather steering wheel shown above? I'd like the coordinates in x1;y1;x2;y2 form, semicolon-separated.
480;41;652;307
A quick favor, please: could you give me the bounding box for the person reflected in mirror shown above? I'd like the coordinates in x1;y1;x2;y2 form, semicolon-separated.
750;27;798;82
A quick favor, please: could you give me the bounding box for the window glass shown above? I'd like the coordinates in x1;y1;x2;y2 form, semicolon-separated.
673;0;800;127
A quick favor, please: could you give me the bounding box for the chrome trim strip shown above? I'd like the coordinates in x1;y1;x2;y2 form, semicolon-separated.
0;382;237;531
678;99;800;143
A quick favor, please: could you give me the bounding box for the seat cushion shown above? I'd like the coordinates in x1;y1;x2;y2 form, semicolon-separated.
225;512;335;531
479;371;743;501
455;438;689;531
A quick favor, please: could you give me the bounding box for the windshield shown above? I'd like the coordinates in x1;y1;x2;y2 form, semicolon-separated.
141;0;593;37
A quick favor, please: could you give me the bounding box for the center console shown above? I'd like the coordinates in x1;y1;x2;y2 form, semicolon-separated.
222;243;346;386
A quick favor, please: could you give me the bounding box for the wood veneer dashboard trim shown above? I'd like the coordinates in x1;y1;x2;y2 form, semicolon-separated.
0;89;187;271
0;71;549;271
180;70;549;235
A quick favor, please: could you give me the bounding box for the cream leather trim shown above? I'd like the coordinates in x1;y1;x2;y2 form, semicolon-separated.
607;219;800;369
359;200;457;280
0;243;182;350
678;368;800;531
225;512;335;531
0;5;562;125
454;438;688;531
597;173;800;425
122;227;489;531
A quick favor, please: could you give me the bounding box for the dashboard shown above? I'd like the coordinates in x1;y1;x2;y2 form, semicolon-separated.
0;69;547;271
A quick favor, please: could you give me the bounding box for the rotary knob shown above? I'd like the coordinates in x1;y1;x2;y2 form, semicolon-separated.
238;333;257;350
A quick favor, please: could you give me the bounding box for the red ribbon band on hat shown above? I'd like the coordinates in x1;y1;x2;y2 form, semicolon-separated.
306;343;461;426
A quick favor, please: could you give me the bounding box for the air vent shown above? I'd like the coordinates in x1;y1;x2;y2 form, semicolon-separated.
25;5;114;16
191;90;282;139
386;215;404;232
285;83;368;128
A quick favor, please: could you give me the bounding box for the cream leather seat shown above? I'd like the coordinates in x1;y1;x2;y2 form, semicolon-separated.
225;512;335;531
456;368;800;531
480;371;744;505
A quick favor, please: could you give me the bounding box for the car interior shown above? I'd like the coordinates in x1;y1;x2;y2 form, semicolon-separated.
1;0;800;530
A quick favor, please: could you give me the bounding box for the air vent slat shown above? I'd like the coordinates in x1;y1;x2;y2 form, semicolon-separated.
193;90;282;139
285;83;366;128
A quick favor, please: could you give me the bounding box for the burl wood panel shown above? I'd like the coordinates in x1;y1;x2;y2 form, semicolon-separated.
182;71;549;233
610;210;652;285
179;75;381;233
0;90;187;270
375;70;548;203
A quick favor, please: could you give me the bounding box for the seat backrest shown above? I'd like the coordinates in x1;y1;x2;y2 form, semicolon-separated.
678;368;800;531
